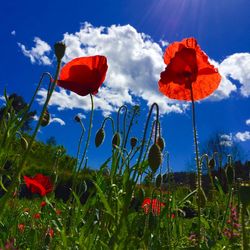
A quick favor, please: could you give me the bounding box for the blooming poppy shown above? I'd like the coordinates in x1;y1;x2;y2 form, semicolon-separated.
142;198;165;215
158;37;221;101
40;201;47;207
57;55;108;96
33;213;41;219
18;224;25;233
24;174;53;197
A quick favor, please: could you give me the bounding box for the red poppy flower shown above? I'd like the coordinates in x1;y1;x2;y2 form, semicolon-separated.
40;201;47;207
142;198;165;215
57;55;108;96
158;37;221;101
47;228;54;238
33;213;41;219
18;223;25;233
24;174;53;197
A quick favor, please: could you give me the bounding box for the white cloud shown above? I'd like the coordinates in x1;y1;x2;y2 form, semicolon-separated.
219;53;250;97
18;37;52;65
246;119;250;126
37;23;188;116
50;117;65;126
235;131;250;142
220;133;233;147
11;30;16;36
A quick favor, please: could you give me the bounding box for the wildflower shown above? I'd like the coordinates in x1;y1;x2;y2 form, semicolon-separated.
33;213;41;219
57;55;108;96
47;228;54;238
142;198;165;215
158;37;221;101
18;224;25;233
24;173;53;197
40;201;47;207
56;209;61;215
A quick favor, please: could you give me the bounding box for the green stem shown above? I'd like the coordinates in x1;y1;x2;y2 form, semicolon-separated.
241;204;248;250
190;85;201;248
78;94;94;171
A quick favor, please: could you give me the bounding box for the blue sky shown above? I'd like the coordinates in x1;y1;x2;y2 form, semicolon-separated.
1;0;250;172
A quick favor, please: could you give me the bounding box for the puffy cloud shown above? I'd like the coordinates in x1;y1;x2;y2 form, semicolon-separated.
18;37;52;65
11;30;16;36
219;53;250;97
220;133;233;147
235;131;250;142
246;119;250;126
33;113;65;126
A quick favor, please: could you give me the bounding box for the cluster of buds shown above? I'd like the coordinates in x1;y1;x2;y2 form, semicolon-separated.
223;203;240;239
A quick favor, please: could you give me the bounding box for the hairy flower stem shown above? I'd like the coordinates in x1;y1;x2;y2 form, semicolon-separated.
78;94;94;171
190;85;201;248
101;117;115;134
0;59;62;217
76;120;85;168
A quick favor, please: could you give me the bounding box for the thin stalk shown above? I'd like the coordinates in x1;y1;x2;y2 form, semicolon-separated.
190;85;201;247
76;120;86;167
101;116;115;134
78;94;94;171
241;204;248;250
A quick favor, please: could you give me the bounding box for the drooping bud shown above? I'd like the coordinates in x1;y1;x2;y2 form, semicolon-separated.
20;136;28;150
208;158;215;169
54;42;66;61
112;132;121;147
148;143;162;172
74;115;81;123
41;109;50;127
239;181;250;205
155;174;162;188
226;164;234;186
130;137;138;149
156;137;165;152
95;128;105;147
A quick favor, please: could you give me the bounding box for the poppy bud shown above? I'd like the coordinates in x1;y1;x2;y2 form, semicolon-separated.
41;109;50;127
148;144;162;172
208;158;215;169
95;128;105;147
239;181;250;205
130;137;138;149
20;136;28;150
226;164;234;186
74;115;81;123
54;42;66;61
156;137;165;152
155;174;162;188
112;132;120;147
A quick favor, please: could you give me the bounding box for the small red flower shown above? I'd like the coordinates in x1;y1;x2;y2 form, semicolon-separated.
24;174;53;197
47;228;54;238
18;224;25;233
142;198;165;215
55;209;61;215
158;37;221;101
40;201;47;207
33;213;41;219
57;55;108;96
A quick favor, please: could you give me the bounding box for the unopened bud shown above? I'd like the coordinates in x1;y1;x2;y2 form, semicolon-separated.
156;174;162;188
54;42;66;61
130;137;138;149
156;137;165;152
112;132;121;147
148;144;162;172
208;158;215;169
95;128;105;147
74;115;81;123
41;109;50;127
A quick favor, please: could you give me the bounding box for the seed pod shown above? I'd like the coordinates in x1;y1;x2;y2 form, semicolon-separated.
155;174;162;188
54;42;66;61
112;132;120;147
74;115;81;123
148;143;162;172
226;164;234;186
208;158;215;169
239;181;250;205
20;136;28;150
156;137;165;152
95;128;105;147
41;109;50;127
130;137;138;149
